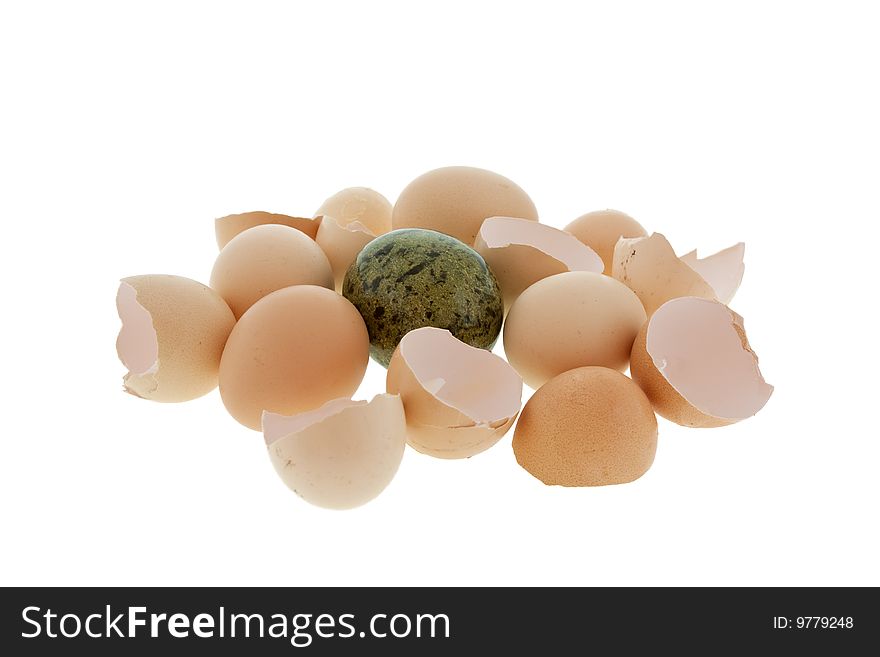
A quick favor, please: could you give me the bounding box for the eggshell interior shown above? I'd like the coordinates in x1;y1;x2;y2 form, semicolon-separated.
636;296;772;423
263;394;406;510
475;216;603;309
116;281;159;378
680;243;745;304
386;327;523;459
215;211;320;249
392;166;538;246
612;232;716;315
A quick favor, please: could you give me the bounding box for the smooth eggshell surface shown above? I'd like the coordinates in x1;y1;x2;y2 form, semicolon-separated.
219;285;369;430
315;187;392;236
210;224;334;318
215;211;320;249
392;166;538;246
564;209;647;274
512;366;658;486
503;271;647;389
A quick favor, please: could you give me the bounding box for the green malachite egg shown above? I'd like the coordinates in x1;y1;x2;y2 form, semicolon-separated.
342;229;503;367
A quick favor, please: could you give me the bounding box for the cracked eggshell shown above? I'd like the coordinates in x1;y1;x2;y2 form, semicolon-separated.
630;296;773;427
210;224;334;319
680;243;745;305
315;187;392;237
219;285;369;430
564;209;648;273
392;166;538;246
513;366;658;486
315;216;378;293
315;188;392;291
386;327;523;459
612;232;716;315
116;275;235;402
474;216;604;310
215;211;320;249
503;271;647;389
263;394;406;510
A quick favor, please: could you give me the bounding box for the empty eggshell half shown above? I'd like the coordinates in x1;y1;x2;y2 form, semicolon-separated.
474;216;604;309
612;232;717;315
564;209;648;273
630;296;773;427
680;243;745;305
210;224;334;318
263;394;407;510
386;327;523;459
116;275;235;402
513;366;658;486
215;211;321;249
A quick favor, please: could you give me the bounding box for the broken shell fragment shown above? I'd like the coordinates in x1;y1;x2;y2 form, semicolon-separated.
630;296;773;427
116;275;235;402
612;232;717;315
263;394;407;510
215;211;321;249
474;216;604;310
315;216;378;293
386;327;523;459
680;243;745;305
564;209;648;273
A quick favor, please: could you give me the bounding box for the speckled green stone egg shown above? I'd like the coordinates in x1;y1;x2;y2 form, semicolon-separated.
342;229;503;367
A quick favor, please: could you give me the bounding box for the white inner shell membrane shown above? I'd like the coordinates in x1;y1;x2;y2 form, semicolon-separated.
647;297;773;420
680;243;745;304
323;215;374;235
400;328;522;425
115;282;159;376
262;398;368;445
479;216;603;272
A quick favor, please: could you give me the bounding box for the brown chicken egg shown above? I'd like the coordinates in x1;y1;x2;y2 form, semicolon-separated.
392;166;538;245
386;327;523;459
513;366;658;486
210;224;334;318
564;209;647;273
263;394;407;510
116;275;235;402
630;296;773;427
215;211;320;249
219;285;369;430
503;271;646;389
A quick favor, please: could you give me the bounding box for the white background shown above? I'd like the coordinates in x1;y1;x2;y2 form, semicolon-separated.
1;1;878;586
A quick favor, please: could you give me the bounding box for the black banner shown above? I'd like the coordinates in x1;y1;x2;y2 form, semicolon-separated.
1;587;874;654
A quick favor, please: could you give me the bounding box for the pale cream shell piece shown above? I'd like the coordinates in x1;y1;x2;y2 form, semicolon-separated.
116;275;235;402
679;243;745;305
564;209;648;273
612;232;717;315
474;216;604;310
315;187;392;237
386;327;523;459
215;211;321;249
630;296;773;427
392;166;538;246
263;394;407;510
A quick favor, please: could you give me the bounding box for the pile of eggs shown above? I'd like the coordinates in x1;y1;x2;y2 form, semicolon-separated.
116;166;773;509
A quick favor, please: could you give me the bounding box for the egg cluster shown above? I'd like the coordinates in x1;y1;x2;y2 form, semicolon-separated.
116;166;773;509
